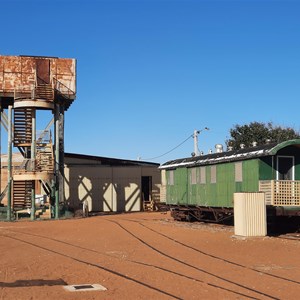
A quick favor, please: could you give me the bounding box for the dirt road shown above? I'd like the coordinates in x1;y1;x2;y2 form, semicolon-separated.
0;212;299;299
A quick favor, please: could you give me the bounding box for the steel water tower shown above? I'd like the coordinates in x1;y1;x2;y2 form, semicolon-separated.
0;55;76;220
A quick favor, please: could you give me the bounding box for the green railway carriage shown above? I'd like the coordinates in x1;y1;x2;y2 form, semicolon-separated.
160;139;300;222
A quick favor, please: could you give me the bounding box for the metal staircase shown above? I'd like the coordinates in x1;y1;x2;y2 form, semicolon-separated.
8;107;54;211
12;180;32;209
4;76;75;218
13;108;33;146
34;84;54;101
1;109;54;211
36;143;54;172
0;55;76;221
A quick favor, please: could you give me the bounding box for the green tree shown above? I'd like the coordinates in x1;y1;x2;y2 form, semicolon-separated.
226;122;300;150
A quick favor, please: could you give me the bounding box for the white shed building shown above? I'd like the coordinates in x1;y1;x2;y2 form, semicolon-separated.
64;153;161;213
1;153;161;217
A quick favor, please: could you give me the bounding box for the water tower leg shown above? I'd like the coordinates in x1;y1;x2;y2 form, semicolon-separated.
59;105;65;216
55;104;60;219
54;104;65;219
31;109;36;220
7;106;12;221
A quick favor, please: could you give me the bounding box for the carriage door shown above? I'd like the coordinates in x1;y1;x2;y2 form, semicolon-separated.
277;156;294;180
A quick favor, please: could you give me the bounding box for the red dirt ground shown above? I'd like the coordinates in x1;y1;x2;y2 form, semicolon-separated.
0;211;299;300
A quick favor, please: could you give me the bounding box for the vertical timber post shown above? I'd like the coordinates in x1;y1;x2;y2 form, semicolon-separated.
0;108;2;199
59;104;65;215
54;104;59;219
54;103;65;219
31;108;36;220
7;106;12;221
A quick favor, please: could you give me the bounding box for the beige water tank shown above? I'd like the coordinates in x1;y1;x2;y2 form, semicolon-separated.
234;192;267;237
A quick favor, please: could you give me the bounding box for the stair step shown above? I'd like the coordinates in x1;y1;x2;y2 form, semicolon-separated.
13;108;33;146
36;143;54;172
35;84;54;100
13;180;32;209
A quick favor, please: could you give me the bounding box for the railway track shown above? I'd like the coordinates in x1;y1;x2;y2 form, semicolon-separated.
0;220;273;300
277;232;300;241
1;228;182;300
106;217;300;300
1;214;299;300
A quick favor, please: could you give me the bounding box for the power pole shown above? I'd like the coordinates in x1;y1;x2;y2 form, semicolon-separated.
193;127;209;156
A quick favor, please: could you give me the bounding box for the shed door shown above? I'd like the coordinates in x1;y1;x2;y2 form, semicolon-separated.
277;156;294;180
36;59;50;84
141;176;152;209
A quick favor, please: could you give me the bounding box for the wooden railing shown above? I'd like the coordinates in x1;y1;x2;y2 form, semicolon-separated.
160;184;167;203
14;88;32;100
259;180;300;206
14;76;75;102
14;143;54;174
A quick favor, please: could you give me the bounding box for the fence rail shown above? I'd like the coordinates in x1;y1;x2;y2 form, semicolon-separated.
259;180;300;206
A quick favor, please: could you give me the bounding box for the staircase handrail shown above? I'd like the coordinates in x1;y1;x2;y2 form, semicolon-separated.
52;78;75;100
1;111;9;132
36;118;54;144
37;129;51;144
36;74;49;86
14;158;36;173
13;86;33;100
40;179;52;196
36;142;54;173
0;184;9;203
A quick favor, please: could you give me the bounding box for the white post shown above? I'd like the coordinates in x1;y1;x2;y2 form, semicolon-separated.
193;130;200;156
193;127;209;157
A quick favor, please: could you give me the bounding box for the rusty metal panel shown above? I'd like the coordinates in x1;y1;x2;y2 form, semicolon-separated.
4;56;22;73
21;57;35;73
3;72;21;90
20;57;36;92
0;56;23;92
50;59;57;79
0;56;4;72
56;74;76;93
0;55;76;93
0;58;3;91
56;58;75;75
0;72;3;90
36;58;50;84
20;73;35;91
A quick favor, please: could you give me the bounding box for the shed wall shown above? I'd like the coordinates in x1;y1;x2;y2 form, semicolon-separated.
64;160;160;213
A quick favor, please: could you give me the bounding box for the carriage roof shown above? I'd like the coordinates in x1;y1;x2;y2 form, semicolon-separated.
159;139;300;170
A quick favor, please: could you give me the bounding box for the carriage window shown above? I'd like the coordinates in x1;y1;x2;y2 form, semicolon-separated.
210;165;216;183
168;170;174;185
235;162;243;182
191;168;197;185
200;167;206;184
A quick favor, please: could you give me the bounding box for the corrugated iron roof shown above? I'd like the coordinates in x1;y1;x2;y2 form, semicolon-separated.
1;152;160;167
65;152;160;167
159;139;300;169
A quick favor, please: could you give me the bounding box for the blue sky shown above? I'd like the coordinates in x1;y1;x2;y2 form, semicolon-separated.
1;0;300;163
